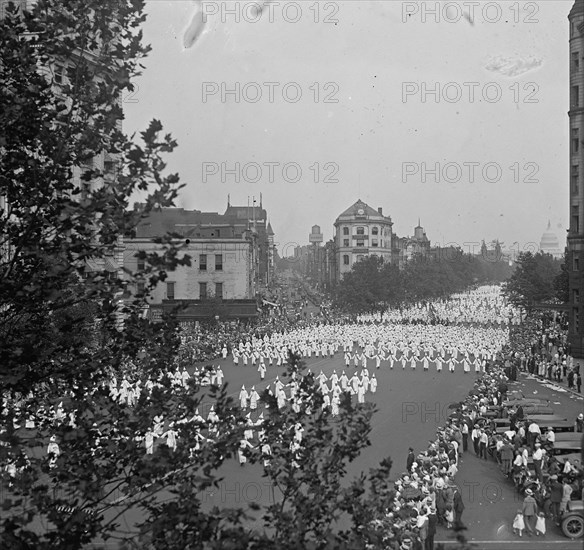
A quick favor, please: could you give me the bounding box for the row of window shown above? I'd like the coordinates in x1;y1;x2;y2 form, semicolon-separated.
136;281;224;300
342;254;387;265
341;226;389;236
199;254;222;271
342;239;385;247
190;282;222;300
137;254;223;272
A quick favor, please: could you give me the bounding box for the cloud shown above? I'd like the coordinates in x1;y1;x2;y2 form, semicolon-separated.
484;55;543;77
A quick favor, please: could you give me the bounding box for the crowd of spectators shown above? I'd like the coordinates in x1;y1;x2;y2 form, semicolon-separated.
508;312;582;393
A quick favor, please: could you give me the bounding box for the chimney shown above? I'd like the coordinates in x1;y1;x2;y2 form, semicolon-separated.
378;207;383;215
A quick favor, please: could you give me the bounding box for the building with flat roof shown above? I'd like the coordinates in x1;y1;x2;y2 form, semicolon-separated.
124;199;275;320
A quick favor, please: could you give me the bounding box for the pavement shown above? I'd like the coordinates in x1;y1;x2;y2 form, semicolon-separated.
164;352;584;547
432;370;583;549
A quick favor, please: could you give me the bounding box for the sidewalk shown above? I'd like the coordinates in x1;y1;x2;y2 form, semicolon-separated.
519;370;583;401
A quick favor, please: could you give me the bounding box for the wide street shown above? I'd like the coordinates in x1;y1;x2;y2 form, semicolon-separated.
146;349;584;549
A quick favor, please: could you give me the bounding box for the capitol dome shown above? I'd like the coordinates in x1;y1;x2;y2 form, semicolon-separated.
539;221;562;258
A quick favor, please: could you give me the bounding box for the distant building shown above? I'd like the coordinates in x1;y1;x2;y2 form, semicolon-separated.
539;221;563;259
309;225;323;244
396;220;431;265
334;199;395;279
123;236;258;321
122;199;275;320
568;0;584;364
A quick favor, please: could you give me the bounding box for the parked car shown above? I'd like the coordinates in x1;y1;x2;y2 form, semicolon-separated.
562;499;584;539
508;404;554;416
551;440;582;456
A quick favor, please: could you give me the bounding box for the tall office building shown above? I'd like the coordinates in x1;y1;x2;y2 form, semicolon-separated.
568;0;584;365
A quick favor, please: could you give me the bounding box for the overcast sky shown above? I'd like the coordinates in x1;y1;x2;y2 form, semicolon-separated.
124;0;572;257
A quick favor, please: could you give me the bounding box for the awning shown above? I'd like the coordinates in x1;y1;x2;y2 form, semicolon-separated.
84;258;102;272
84;257;119;273
104;257;119;272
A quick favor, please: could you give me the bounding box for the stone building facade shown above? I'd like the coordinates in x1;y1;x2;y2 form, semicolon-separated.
334;199;395;278
568;0;584;364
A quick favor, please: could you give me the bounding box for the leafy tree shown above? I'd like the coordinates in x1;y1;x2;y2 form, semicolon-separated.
0;3;488;549
0;5;399;549
334;256;404;313
502;252;562;310
334;249;512;314
253;352;378;548
0;1;241;548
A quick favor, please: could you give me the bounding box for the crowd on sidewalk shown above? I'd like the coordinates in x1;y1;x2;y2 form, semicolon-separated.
509;312;582;393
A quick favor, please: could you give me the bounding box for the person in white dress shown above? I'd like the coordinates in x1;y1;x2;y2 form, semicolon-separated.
238;438;253;466
331;394;340;417
163;424;178;451
215;366;224;386
249;386;260;410
357;382;366;404
239;385;249;409
47;436;60;468
145;429;155;455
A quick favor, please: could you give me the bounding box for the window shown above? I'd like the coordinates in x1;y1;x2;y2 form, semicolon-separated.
572;164;580;194
137;255;145;271
573;128;580;154
356;227;365;235
343;255;349;265
574;254;580;272
574;289;580;304
199;282;207;299
574;307;580;333
343;239;349;247
215;282;223;299
356;240;364;247
53;63;66;85
572;85;580;108
372;239;378;247
572;206;580;233
372;227;379;235
215;254;223;271
137;281;145;295
166;281;175;300
573;52;580;72
343;227;349;235
380;240;384;248
199;254;207;271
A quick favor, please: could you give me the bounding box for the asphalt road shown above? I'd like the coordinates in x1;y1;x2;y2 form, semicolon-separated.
213;352;584;546
163;351;583;548
30;349;582;549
